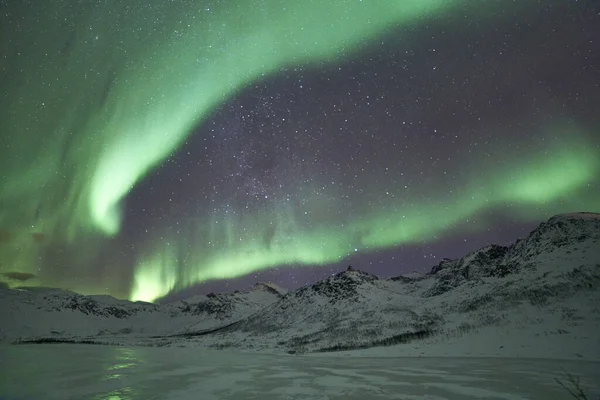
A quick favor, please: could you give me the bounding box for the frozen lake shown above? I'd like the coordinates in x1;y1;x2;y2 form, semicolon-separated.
1;345;598;399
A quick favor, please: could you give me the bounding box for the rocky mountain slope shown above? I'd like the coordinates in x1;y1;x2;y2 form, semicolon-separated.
1;213;599;359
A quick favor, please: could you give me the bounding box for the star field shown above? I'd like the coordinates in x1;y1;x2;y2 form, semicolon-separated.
0;0;598;302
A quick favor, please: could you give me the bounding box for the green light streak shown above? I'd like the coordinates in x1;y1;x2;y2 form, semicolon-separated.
132;131;599;302
0;0;463;292
88;0;460;235
1;0;462;243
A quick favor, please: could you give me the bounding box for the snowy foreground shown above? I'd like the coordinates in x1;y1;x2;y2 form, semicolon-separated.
0;344;599;400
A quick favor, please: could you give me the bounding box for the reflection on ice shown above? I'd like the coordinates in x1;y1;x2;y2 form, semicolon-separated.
1;344;599;400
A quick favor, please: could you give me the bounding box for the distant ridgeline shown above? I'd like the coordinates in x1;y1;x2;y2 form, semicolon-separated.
1;213;599;360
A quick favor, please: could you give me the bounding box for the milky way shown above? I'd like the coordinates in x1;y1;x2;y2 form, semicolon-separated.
1;0;598;302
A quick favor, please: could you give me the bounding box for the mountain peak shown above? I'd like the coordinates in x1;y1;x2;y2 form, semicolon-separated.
298;267;378;302
522;211;599;242
504;211;600;263
537;212;600;236
547;212;600;222
251;282;288;296
333;267;378;282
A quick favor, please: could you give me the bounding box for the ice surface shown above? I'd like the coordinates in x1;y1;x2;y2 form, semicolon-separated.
0;344;599;400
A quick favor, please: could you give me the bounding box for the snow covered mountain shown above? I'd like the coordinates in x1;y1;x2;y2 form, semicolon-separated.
162;282;286;334
204;267;441;353
1;212;599;359
177;212;600;357
0;281;283;342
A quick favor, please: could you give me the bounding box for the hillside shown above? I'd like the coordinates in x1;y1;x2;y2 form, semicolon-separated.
0;281;283;342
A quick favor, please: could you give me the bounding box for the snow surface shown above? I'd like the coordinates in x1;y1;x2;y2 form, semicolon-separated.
0;344;598;400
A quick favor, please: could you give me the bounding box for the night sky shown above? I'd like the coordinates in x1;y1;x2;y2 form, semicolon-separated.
1;0;598;302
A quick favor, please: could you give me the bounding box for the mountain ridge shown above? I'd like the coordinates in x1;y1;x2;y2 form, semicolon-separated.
1;212;599;359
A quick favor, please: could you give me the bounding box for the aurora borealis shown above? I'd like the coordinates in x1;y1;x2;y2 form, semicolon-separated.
1;1;598;302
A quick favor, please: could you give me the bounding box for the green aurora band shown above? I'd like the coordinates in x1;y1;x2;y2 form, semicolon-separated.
1;0;460;287
130;131;600;301
1;0;598;301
